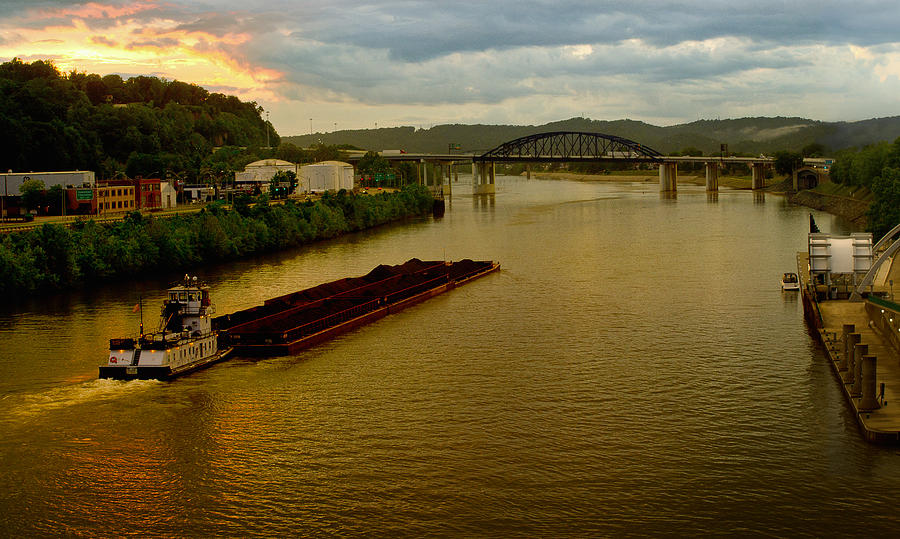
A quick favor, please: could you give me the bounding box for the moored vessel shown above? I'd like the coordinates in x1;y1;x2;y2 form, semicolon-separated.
781;272;800;291
99;276;232;380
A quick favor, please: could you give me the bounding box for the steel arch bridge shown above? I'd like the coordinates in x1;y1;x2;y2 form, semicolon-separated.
476;131;664;162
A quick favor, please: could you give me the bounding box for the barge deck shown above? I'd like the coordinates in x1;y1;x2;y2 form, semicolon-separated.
214;258;499;356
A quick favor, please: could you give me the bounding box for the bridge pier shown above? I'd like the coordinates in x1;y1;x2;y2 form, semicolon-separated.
659;162;677;192
751;163;766;190
526;164;531;180
473;162;496;195
705;162;719;192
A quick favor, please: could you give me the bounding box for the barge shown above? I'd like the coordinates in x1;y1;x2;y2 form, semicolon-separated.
99;276;232;380
214;258;500;355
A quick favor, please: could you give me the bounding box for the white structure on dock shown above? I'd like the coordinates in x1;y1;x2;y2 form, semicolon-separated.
809;232;873;298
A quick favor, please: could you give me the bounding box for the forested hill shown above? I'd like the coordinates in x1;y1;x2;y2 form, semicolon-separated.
284;116;900;156
0;58;277;181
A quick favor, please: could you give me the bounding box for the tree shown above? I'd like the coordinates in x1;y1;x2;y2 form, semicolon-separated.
773;150;803;177
311;143;341;162
356;151;391;176
275;142;307;163
801;142;826;158
270;170;297;198
19;178;45;212
867;167;900;239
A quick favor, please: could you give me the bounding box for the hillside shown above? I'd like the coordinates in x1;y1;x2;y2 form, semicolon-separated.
283;116;900;156
0;58;277;182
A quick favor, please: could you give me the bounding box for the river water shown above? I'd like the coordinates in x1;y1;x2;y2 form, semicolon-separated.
2;176;899;536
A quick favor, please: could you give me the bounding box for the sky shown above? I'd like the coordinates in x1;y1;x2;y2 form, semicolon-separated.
3;0;900;136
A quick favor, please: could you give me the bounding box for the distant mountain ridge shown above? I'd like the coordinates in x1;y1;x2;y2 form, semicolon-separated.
283;116;900;156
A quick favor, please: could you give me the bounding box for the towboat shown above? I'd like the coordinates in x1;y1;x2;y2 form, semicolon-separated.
99;276;232;380
781;272;800;291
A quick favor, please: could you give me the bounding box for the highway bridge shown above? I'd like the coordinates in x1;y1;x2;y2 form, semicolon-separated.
363;131;829;195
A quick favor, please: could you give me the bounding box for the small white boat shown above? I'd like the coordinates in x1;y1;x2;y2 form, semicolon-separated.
99;276;232;380
781;272;800;291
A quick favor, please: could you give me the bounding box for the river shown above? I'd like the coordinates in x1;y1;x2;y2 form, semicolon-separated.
2;176;899;536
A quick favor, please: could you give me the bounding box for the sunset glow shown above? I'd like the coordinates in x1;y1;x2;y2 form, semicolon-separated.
2;1;900;134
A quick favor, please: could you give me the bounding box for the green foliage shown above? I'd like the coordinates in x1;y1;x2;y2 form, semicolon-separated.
357;151;392;176
867;167;900;239
830;141;892;187
0;58;275;181
19;179;45;211
773;150;803;176
832;137;900;237
802;143;826;157
310;143;342;162
275;142;308;163
0;186;435;298
270;170;297;198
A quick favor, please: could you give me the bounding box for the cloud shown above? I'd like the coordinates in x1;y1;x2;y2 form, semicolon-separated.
2;0;900;133
89;35;116;47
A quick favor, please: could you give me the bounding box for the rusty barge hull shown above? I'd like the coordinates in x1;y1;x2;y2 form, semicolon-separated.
214;259;499;356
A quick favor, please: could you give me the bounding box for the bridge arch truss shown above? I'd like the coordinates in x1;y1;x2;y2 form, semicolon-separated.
476;131;664;162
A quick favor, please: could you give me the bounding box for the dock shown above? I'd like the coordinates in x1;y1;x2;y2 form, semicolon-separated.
800;251;900;443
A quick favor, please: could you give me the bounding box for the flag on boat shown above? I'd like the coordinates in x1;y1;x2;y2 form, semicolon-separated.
132;302;141;313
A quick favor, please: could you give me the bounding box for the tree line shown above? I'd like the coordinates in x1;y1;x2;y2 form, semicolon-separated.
828;138;900;238
0;186;434;298
0;58;282;183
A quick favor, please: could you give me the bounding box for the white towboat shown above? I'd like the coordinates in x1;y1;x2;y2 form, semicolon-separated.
781;272;800;291
99;276;232;380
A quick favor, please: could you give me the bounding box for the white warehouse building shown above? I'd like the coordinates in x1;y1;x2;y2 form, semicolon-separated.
299;161;355;193
235;159;299;193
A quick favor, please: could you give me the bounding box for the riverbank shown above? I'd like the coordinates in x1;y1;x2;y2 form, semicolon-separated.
788;188;870;228
0;185;434;299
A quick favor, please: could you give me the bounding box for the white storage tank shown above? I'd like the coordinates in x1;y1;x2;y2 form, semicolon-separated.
300;161;354;193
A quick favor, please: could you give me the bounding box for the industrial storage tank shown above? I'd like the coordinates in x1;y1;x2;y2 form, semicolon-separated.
299;161;354;193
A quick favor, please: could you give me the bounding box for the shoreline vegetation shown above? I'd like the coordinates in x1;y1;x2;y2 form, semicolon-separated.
0;185;434;299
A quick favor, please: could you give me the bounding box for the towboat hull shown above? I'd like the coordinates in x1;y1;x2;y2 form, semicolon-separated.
99;348;233;381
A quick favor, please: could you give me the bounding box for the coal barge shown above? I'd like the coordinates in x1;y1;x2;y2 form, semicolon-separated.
214;258;499;356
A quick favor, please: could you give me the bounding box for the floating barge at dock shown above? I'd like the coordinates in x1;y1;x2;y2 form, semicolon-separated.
799;226;900;443
214;258;499;356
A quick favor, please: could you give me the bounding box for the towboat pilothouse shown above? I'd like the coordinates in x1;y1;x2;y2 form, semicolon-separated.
99;276;232;380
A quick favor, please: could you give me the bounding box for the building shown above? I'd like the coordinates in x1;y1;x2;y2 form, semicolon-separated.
1;170;96;218
299;161;355;193
160;181;176;209
0;170;95;195
135;178;162;210
96;183;136;215
235;159;299;193
183;184;215;203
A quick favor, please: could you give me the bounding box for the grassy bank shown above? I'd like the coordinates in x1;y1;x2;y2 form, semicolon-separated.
0;185;434;298
787;179;872;228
